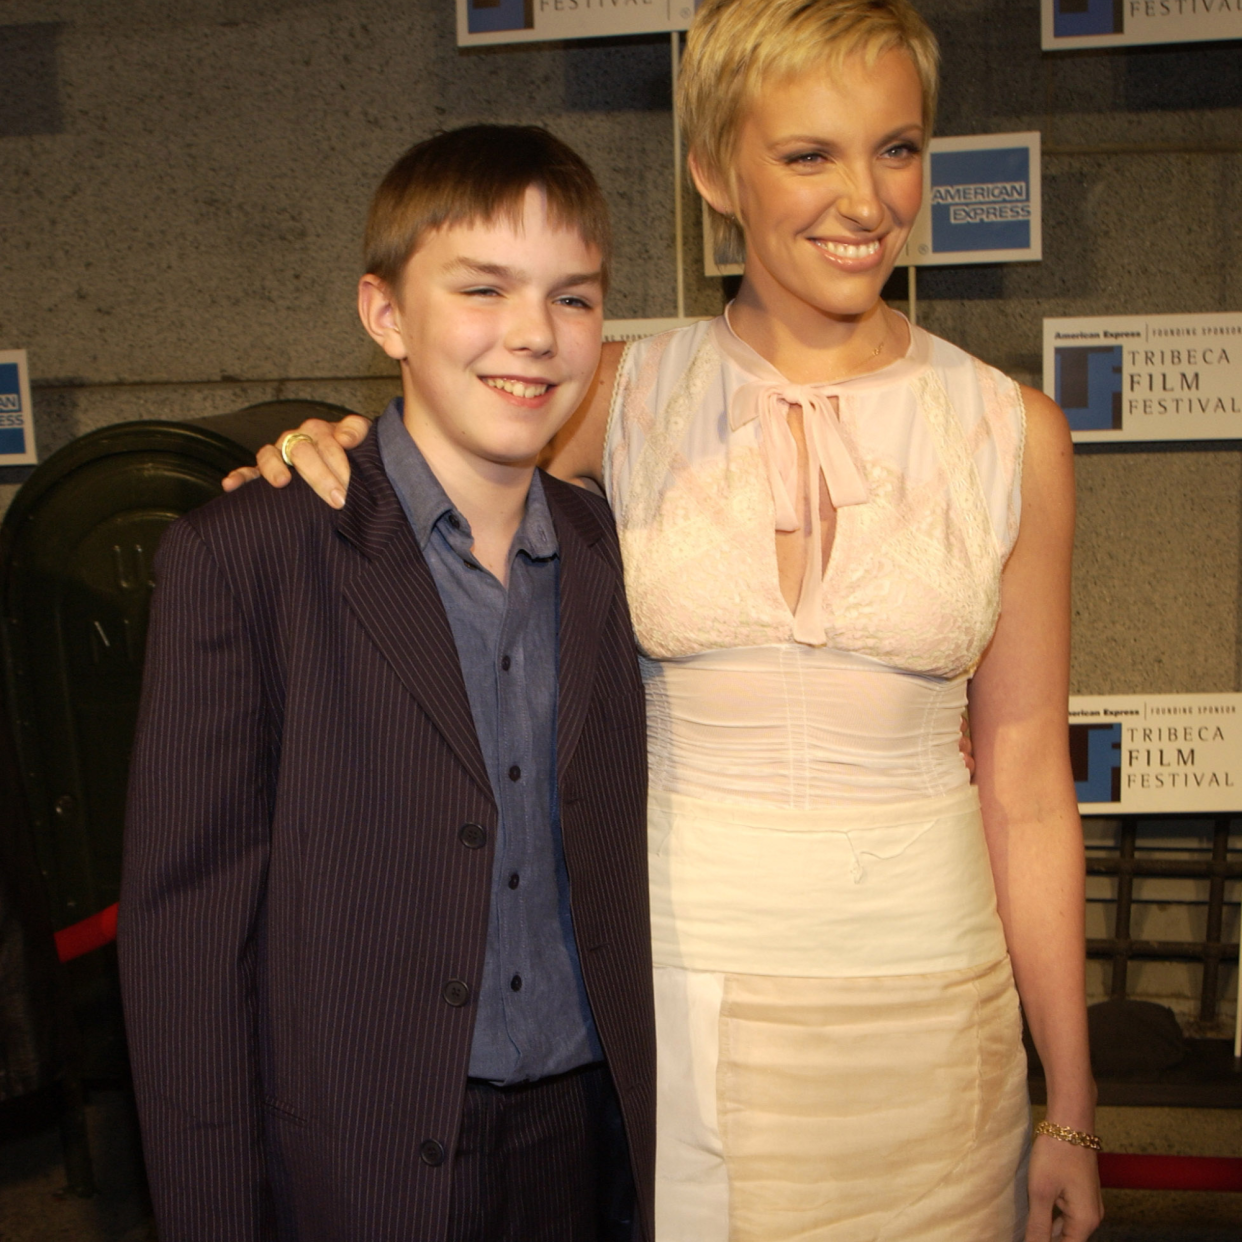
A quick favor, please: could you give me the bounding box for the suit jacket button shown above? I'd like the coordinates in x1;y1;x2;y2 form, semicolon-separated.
442;979;470;1007
458;822;487;849
420;1139;446;1166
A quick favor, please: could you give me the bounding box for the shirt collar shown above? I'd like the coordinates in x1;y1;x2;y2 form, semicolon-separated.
376;400;558;561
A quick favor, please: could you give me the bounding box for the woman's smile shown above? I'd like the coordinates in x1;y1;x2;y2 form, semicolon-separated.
810;235;886;270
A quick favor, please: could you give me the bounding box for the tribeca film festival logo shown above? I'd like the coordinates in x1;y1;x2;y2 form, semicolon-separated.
929;147;1031;255
1055;334;1237;433
1069;696;1242;812
1055;343;1123;432
1053;0;1124;37
1071;721;1123;804
1046;314;1242;440
1071;717;1239;803
467;0;533;34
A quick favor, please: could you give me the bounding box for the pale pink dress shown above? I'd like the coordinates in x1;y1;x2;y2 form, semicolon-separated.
604;313;1031;1241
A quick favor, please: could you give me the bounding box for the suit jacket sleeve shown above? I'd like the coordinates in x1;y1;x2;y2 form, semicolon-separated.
118;515;279;1241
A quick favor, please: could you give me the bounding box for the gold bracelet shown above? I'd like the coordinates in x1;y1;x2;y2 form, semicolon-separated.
1034;1120;1102;1151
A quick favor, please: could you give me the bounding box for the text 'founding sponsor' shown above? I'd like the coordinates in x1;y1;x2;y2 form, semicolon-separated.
932;181;1030;225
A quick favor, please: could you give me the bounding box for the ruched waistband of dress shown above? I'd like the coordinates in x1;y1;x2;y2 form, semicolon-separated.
648;781;979;834
646;781;1005;977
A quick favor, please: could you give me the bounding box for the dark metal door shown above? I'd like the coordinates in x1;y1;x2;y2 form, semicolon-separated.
1;423;253;929
1;401;355;936
0;400;355;1076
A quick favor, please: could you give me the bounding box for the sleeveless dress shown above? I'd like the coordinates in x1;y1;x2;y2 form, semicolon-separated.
603;313;1032;1241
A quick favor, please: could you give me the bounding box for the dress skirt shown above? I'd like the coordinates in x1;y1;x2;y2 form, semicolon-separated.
647;786;1031;1241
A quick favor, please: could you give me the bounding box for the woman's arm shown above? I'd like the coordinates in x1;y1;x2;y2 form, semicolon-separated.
220;340;625;503
967;384;1103;1242
537;337;622;491
221;414;370;507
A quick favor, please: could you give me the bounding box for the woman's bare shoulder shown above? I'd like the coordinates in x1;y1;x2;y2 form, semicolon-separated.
1018;384;1074;472
1014;383;1074;545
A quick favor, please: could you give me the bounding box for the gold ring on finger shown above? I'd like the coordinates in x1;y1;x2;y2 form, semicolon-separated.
280;432;315;467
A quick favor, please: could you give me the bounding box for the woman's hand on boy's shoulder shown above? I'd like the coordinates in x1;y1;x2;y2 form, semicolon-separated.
221;415;371;509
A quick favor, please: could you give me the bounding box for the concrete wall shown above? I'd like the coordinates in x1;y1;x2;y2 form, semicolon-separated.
2;1;1240;1026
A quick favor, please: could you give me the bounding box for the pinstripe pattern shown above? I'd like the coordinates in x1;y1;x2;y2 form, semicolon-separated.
448;1065;634;1242
118;435;654;1242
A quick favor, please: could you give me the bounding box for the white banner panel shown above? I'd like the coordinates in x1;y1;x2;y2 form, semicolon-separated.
0;350;37;466
1042;0;1242;51
457;0;694;47
1043;312;1242;442
1071;694;1242;814
900;132;1042;267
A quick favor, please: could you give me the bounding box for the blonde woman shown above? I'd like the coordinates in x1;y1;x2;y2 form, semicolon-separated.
227;2;1102;1237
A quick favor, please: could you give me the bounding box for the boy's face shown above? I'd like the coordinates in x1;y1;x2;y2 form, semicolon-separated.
363;187;604;480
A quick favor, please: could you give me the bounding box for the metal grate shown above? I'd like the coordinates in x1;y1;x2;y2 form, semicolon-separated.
1086;815;1241;1022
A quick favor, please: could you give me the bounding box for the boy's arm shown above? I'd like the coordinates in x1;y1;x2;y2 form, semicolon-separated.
118;517;277;1242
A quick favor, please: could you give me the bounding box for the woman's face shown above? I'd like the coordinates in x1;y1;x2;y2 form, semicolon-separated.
724;47;925;322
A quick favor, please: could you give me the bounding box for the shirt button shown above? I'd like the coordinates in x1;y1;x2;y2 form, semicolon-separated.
508;873;520;890
420;1139;446;1166
501;655;511;672
508;765;521;782
458;823;487;850
510;974;522;992
442;979;471;1007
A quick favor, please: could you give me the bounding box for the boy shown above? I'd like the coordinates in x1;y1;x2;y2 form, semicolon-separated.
118;126;654;1242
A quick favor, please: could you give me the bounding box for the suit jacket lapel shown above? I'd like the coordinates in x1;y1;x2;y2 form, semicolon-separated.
334;435;493;801
546;476;614;785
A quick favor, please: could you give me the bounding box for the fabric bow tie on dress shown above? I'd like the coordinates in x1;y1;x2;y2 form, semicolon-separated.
730;381;870;646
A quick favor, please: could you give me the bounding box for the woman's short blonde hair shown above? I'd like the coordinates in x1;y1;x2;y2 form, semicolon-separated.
679;0;940;266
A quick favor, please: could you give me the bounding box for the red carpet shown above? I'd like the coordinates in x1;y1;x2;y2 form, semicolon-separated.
1099;1153;1242;1192
54;902;118;962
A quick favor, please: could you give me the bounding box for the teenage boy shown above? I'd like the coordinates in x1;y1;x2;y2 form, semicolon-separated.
118;126;654;1242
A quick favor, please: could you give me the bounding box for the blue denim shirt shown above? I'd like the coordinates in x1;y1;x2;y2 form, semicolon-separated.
377;403;602;1084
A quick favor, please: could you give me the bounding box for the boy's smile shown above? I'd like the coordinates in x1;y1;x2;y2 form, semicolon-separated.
360;186;604;488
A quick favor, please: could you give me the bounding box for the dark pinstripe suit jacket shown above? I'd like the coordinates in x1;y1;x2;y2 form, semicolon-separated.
118;433;655;1242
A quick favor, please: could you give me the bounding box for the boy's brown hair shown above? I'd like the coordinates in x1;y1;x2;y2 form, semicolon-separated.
364;124;613;292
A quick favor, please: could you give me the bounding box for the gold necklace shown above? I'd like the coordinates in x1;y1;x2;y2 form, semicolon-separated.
867;321;889;360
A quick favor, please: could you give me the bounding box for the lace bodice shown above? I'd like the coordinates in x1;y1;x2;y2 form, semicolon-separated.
603;314;1025;808
605;315;1024;677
